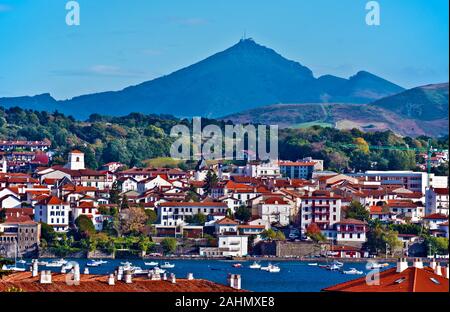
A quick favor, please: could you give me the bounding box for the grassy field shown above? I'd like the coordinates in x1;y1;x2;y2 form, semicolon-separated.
143;157;185;168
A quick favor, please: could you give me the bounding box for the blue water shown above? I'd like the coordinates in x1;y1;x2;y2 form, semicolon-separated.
25;259;393;292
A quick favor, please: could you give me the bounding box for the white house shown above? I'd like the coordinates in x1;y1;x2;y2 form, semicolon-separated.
426;188;449;216
34;196;70;232
137;175;172;193
257;196;291;226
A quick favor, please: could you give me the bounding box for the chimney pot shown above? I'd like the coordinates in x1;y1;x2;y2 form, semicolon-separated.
83;267;89;275
413;258;423;269
170;273;176;284
435;263;442;276
430;258;437;270
108;274;115;285
124;270;133;284
396;258;408;273
187;273;194;280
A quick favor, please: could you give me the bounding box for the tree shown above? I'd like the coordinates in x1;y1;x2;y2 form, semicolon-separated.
346;201;370;221
204;170;218;194
383;230;402;256
144;209;158;225
161;238;177;254
120;195;129;210
109;181;121;205
261;229;285;241
138;236;153;253
120;207;148;235
234;205;251;222
75;215;96;237
354;137;370;154
0;208;5;223
40;222;56;243
306;223;326;243
185;212;206;225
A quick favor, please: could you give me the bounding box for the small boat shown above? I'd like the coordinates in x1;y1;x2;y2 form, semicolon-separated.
260;263;280;272
307;263;318;266
1;264;26;272
328;264;342;271
17;259;27;265
96;260;108;264
121;261;132;266
62;263;74;270
332;260;344;267
145;261;159;266
152;267;166;274
133;267;147;274
366;262;389;270
86;260;100;267
46;259;67;267
249;262;261;269
343;268;363;275
160;262;175;269
37;261;49;266
232;263;242;268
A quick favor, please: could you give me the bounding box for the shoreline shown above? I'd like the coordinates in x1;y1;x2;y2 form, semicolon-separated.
14;256;449;264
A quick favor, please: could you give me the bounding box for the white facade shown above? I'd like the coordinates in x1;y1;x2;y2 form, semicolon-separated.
426;188;449;216
257;202;291;226
218;235;248;257
34;198;70;232
65;151;85;170
300;194;342;232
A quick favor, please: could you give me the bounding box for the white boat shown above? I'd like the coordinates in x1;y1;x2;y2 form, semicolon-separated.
267;264;281;273
343;268;363;275
160;262;175;269
366;262;389;270
144;261;159;266
249;262;261;269
328;264;342;271
121;261;132;266
37;261;49;266
98;260;108;264
1;264;26;272
17;259;27;265
307;263;318;266
46;259;67;267
151;267;166;274
332;260;344;267
86;260;100;267
261;263;280;272
133;267;147;274
62;263;74;270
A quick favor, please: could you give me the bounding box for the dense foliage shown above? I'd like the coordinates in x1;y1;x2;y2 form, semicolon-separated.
1;107;448;174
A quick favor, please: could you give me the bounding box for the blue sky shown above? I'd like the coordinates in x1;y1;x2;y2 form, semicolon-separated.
0;0;448;99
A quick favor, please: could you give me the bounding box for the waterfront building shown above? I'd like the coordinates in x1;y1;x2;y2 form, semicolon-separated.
300;190;342;232
157;202;228;226
425;187;449;216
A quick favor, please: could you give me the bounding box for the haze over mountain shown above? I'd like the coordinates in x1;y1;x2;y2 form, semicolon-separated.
221;83;449;137
0;39;405;120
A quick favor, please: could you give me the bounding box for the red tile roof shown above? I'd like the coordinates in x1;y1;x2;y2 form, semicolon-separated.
36;196;67;206
159;202;227;208
323;266;449;292
423;213;448;220
215;217;239;225
0;272;245;292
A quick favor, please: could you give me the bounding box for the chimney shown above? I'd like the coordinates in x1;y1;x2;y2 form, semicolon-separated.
32;260;39;277
227;273;241;290
446;264;449;279
413;258;423;269
124;270;133;284
73;263;80;283
170;273;176;284
187;273;194;280
430;258;437;270
40;270;52;284
83;267;90;275
162;273;167;281
434;263;442;276
117;267;124;281
61;266;67;274
108;274;115;286
396;258;408;273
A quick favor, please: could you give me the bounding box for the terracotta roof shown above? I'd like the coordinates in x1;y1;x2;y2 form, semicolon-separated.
336;218;367;225
215;217;239;225
263;197;288;205
0;272;245;292
36;196;68;206
279;161;316;167
433;188;449;195
423;213;448;220
159;202;227;208
323;266;449;292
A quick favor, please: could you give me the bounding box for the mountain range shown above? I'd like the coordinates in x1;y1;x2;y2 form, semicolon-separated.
0;38;447;137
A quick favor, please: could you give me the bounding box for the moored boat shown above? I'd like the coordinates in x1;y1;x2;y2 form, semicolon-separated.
343;268;363;275
249;262;261;269
145;261;159;266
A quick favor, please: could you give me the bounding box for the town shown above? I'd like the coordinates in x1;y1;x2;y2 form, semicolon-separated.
0;139;448;265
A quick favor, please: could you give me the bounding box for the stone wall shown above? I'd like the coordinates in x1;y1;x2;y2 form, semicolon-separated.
275;241;324;257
